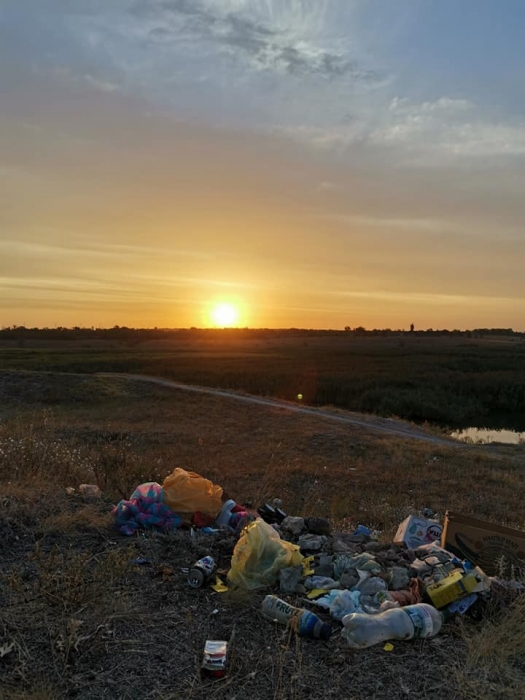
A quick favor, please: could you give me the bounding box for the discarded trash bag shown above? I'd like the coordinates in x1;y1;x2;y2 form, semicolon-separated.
162;468;223;519
113;482;182;536
228;519;303;590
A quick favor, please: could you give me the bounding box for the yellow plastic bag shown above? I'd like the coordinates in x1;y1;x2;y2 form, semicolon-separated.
228;519;303;590
162;468;223;518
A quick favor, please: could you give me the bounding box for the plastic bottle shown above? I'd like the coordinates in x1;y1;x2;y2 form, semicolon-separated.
215;499;237;529
261;595;332;640
342;603;443;649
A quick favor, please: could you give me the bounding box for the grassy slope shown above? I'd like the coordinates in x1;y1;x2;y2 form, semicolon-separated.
1;371;524;700
2;333;525;427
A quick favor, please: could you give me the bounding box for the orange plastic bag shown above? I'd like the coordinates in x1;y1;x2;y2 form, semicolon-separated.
162;468;223;518
228;519;303;590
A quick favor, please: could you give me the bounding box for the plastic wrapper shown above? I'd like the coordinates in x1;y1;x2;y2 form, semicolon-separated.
228;519;303;589
162;468;223;518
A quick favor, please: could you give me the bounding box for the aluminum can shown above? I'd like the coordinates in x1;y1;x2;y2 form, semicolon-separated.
188;555;216;588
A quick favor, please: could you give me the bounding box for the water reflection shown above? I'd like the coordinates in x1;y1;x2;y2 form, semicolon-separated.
451;427;525;445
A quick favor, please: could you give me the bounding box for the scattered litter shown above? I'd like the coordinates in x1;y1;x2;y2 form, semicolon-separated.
188;556;217;589
302;555;315;576
279;564;303;594
201;640;228;679
110;478;525;652
394;515;443;549
262;595;332;640
426;570;481;608
307;588;330;600
342;603;443;649
448;593;478;615
211;577;229;594
228;519;302;590
163;468;223;521
113;482;182;536
441;510;525;576
132;557;151;566
257;502;287;525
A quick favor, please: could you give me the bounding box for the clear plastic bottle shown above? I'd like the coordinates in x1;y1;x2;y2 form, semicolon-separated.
342;603;443;649
262;595;332;640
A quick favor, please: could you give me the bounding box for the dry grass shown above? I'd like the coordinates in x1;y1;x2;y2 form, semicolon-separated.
1;370;525;699
456;596;525;699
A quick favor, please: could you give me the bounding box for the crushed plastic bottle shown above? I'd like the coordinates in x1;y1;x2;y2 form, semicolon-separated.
262;595;332;640
342;603;443;649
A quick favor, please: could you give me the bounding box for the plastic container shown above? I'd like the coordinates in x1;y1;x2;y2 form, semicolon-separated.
342;603;443;649
216;500;237;529
426;571;479;608
261;595;332;640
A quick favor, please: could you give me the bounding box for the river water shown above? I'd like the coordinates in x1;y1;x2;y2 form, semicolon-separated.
451;426;525;445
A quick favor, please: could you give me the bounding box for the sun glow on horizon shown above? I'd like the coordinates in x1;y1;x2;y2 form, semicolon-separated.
209;302;240;327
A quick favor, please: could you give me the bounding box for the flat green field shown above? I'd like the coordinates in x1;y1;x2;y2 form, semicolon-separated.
1;329;525;428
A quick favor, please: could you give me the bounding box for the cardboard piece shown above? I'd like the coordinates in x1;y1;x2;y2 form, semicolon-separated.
394;515;443;549
441;511;525;576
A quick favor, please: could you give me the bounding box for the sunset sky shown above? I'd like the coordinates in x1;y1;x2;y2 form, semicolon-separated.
1;1;525;330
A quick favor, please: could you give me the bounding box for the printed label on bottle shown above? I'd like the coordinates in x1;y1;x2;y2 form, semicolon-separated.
403;606;434;639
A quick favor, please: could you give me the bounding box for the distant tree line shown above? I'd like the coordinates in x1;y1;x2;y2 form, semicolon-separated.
0;325;523;342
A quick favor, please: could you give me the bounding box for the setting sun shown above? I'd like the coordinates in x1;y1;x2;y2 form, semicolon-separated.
210;302;240;328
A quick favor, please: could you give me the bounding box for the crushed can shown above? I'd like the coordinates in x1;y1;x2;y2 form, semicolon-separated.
201;640;228;679
188;555;216;588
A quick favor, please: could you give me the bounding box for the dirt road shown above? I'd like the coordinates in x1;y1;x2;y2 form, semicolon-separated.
104;373;461;447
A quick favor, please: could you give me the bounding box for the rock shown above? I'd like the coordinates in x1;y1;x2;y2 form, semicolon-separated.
305;517;331;536
357;576;387;596
339;570;359;589
79;484;102;499
304;576;340;590
279;565;304;594
318;554;334;566
363;541;391;553
298;534;327;552
332;533;361;554
314;564;335;578
388;566;411;591
280;516;305;537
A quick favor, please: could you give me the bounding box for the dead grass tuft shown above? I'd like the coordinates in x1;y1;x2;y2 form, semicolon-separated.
30;543;133;613
38;505;112;535
0;685;65;700
456;596;525;699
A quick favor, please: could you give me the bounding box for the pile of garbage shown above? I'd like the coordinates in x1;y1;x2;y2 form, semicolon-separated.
105;468;525;658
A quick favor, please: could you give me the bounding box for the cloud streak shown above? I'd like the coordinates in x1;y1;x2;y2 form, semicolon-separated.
132;0;381;82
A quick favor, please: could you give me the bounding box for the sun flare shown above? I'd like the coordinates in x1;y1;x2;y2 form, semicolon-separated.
210;302;240;327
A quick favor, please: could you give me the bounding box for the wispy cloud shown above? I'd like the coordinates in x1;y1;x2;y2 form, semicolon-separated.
133;0;378;81
278;96;525;163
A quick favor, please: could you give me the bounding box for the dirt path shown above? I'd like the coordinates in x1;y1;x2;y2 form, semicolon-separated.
102;373;461;447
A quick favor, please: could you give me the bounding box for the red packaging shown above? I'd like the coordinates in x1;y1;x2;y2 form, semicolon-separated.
201;640;228;679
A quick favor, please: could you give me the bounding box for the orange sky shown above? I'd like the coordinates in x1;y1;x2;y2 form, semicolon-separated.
2;2;525;330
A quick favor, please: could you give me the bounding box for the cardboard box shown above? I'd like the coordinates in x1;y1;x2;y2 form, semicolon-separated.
394;515;443;549
441;511;525;576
